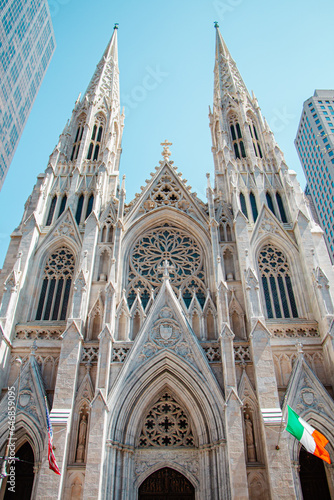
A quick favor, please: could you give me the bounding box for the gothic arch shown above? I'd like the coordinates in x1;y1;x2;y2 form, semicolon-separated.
253;234;306;319
136;462;199;494
26;239;78;322
107;350;226;448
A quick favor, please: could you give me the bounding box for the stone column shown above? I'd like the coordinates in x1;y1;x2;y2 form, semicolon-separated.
35;322;83;500
220;326;249;499
82;391;109;500
250;321;295;499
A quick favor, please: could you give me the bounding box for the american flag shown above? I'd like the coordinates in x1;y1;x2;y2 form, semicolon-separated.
44;397;61;475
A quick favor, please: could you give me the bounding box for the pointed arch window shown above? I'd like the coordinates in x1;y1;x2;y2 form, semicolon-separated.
258;244;298;319
276;192;288;223
240;193;248;218
58;194;67;218
230;119;246;159
75;194;84;225
266;192;275;215
70;124;84;161
249;192;258;221
35;247;75;321
249;122;263;158
46;195;57;226
87;118;104;161
85;194;94;220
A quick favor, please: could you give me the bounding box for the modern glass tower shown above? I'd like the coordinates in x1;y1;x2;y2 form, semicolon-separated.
0;0;56;190
295;90;334;263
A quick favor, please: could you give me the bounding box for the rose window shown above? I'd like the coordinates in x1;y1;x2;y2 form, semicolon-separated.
139;392;194;448
127;224;206;308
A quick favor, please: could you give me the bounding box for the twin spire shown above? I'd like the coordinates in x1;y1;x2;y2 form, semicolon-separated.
82;23;251;111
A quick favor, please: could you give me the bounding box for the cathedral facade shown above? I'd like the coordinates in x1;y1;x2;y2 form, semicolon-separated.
0;26;334;500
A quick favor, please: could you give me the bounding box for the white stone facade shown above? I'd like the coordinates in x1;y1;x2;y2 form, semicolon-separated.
0;26;334;499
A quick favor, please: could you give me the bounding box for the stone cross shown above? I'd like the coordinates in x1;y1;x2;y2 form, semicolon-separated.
158;260;175;281
161;140;172;161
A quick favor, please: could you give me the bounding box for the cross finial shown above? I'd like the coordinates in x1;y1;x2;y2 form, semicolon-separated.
30;340;38;356
214;21;219;29
158;260;175;281
160;140;172;161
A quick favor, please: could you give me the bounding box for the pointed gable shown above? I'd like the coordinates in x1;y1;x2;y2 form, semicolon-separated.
124;161;209;226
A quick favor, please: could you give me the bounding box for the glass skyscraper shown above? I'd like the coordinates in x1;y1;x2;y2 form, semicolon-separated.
0;0;55;190
295;90;334;264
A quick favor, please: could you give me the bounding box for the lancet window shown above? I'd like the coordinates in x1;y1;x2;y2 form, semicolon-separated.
139;392;194;448
58;194;67;218
127;223;206;308
46;195;57;226
240;192;248;218
266;191;288;223
276;192;288;223
35;246;75;321
87;116;104;161
70;122;84;162
249;192;258;222
230;117;246;159
249;122;263;158
219;213;233;242
75;193;94;225
258;244;298;319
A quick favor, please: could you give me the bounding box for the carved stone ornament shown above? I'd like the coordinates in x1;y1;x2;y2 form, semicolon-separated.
134;450;199;480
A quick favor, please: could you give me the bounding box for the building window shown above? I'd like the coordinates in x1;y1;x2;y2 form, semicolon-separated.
258;244;298;319
75;194;84;225
35;247;75;321
240;193;248;218
249;192;258;222
70;123;84;161
46;195;57;226
87;118;104;161
266;192;275;215
58;194;67;218
249;122;263;158
230;119;246;159
276;193;288;223
85;194;94;219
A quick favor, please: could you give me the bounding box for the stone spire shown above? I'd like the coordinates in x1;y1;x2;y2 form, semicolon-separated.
83;24;120;109
214;23;250;104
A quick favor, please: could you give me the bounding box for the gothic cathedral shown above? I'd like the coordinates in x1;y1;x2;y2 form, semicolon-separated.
1;25;334;500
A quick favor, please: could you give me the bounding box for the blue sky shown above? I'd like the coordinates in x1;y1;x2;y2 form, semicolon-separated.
1;0;334;265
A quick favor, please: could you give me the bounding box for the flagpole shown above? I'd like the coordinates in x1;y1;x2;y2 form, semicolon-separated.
276;393;288;450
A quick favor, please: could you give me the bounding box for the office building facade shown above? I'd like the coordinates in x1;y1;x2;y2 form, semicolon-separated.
0;0;55;190
295;90;334;263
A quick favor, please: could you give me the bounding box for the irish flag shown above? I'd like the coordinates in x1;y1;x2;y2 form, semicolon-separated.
286;405;331;464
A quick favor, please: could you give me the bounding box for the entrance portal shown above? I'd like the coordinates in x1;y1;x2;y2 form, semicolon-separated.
4;441;35;499
138;467;195;500
299;447;331;500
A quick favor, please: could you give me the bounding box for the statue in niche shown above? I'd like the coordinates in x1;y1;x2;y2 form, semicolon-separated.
76;413;87;463
245;413;257;462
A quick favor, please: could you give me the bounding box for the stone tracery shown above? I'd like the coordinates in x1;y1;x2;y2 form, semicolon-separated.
139;392;194;448
127;224;206;308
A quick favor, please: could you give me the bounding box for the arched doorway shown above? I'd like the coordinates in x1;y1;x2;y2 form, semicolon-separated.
4;441;35;499
138;467;195;500
299;447;331;500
